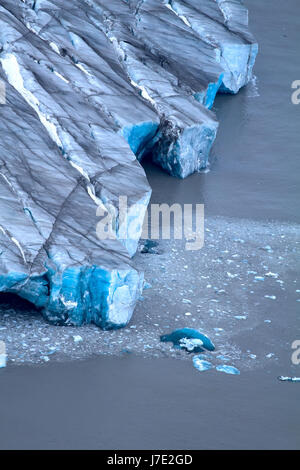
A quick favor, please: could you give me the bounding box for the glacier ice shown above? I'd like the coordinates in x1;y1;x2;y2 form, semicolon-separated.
0;340;6;368
278;376;300;383
216;364;240;375
0;0;257;328
193;356;213;372
160;328;215;351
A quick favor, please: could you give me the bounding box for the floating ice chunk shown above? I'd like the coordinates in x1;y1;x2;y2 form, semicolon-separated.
278;376;300;383
73;335;83;343
265;272;279;279
216;355;230;362
261;245;274;253
227;272;238;279
0;341;6;368
193;356;213;372
264;295;277;300
161;328;215;351
41;356;50;362
179;338;203;352
216;365;240;375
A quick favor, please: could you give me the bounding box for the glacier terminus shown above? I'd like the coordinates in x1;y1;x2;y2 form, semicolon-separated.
0;0;257;329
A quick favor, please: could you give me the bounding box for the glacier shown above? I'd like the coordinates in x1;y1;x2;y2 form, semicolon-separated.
0;0;257;328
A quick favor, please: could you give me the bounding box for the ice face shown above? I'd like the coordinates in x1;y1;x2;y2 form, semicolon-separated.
165;0;258;94
0;36;148;328
0;0;257;328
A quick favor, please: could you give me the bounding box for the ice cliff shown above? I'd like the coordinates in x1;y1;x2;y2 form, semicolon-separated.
0;0;257;328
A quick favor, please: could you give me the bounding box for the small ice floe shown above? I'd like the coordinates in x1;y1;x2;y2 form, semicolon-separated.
160;328;215;352
179;338;203;352
254;276;265;281
264;319;271;323
45;347;57;356
216;365;240;375
261;245;273;253
265;272;279;279
264;295;276;300
216;355;230;362
40;355;49;362
249;354;257;359
227;272;238;279
278;376;300;383
193;356;213;372
182;299;192;304
266;353;275;358
0;341;6;368
184;312;192;316
247;75;260;97
234;238;245;244
198;167;210;174
234;315;247;320
73;335;83;343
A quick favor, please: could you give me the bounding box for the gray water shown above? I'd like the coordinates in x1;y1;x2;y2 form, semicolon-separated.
145;0;300;223
0;0;299;450
0;358;299;450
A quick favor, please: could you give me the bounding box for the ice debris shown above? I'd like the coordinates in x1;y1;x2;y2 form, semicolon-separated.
216;365;240;375
160;328;215;351
193;357;213;372
278;376;300;383
0;343;6;369
73;335;83;343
